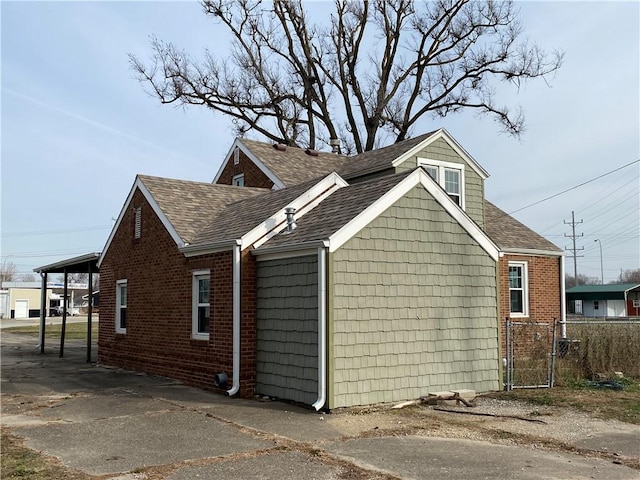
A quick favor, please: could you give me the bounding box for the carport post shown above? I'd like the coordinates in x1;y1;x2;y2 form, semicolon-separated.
39;272;47;354
86;266;93;363
59;268;68;358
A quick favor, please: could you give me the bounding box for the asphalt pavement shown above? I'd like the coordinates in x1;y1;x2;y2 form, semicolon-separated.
1;331;638;480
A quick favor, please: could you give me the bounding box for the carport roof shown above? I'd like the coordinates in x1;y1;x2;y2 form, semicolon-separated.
34;252;101;274
566;283;640;301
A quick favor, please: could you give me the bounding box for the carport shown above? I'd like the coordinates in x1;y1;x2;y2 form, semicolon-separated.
34;252;100;362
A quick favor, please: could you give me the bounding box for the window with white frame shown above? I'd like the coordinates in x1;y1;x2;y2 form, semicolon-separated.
192;270;211;339
115;279;127;333
232;173;244;187
418;159;465;208
508;262;528;316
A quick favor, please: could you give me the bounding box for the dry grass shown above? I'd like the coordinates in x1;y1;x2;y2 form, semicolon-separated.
556;322;640;383
2;323;98;340
1;429;92;480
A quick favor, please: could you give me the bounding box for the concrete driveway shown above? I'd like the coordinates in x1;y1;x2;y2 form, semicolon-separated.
1;332;638;480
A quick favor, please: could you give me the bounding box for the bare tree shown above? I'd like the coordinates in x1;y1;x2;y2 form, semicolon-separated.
0;260;17;283
56;273;90;284
130;0;562;153
18;273;37;282
565;274;599;289
612;269;640;284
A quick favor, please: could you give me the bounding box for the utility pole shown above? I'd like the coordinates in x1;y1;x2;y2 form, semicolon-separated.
564;211;584;282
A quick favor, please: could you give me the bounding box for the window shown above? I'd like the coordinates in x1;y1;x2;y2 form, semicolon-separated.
192;270;210;339
418;159;465;208
134;207;142;239
115;280;127;333
593;301;599;310
232;174;244;187
508;262;528;317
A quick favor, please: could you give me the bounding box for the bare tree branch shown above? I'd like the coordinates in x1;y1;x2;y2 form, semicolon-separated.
130;0;563;152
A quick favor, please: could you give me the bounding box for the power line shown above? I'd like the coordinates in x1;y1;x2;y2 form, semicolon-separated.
508;158;640;216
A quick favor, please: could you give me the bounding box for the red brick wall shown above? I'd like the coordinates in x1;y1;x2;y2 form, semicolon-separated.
99;188;253;394
498;254;562;356
216;149;275;188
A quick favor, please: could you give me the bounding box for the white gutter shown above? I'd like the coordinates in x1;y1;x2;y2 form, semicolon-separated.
312;247;327;411
227;241;242;396
560;255;567;338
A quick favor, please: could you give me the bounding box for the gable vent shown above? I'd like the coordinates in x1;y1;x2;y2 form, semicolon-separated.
273;143;287;152
134;207;142;239
233;148;240;165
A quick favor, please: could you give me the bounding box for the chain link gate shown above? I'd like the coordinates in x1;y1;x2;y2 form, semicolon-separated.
505;318;557;390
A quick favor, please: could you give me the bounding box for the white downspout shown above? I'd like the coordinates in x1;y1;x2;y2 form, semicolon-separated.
560;255;567;338
312;247;327;411
227;242;241;396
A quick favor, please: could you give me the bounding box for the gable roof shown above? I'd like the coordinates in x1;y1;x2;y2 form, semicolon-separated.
98;175;266;266
139;175;266;245
212;138;351;188
256;167;500;259
214;128;488;189
484;201;563;255
186;172;347;254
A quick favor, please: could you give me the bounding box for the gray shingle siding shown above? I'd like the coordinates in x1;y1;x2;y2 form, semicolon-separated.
256;255;319;404
330;186;500;408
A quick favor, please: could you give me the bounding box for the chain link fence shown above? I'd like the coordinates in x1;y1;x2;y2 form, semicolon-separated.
505;318;640;390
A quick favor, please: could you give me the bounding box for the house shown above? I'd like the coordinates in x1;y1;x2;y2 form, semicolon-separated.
98;129;564;409
0;281;89;318
566;283;640;317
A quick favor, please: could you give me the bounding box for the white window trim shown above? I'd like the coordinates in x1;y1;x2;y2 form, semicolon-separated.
508;261;529;317
192;269;211;340
232;173;245;187
115;279;127;333
417;158;466;210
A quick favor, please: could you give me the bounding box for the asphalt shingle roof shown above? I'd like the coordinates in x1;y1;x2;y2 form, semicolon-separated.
192;178;324;245
240;139;351;187
339;131;438;179
259;171;413;249
241;132;437;187
138;175;266;245
484;201;562;253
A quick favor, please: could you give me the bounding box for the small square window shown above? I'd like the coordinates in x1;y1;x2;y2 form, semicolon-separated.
232;174;244;187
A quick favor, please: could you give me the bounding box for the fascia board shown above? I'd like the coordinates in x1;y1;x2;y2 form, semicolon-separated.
180;239;238;257
242;172;349;250
252;240;329;260
212;138;286;189
97;177;185;268
328;169;500;261
501;248;565;257
392;128;489;180
98;179;138;268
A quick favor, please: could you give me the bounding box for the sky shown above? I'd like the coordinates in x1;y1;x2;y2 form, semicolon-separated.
1;1;639;284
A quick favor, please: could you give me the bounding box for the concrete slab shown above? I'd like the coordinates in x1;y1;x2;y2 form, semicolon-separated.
574;433;640;459
325;436;639;480
35;391;181;422
166;451;337;480
15;410;276;476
